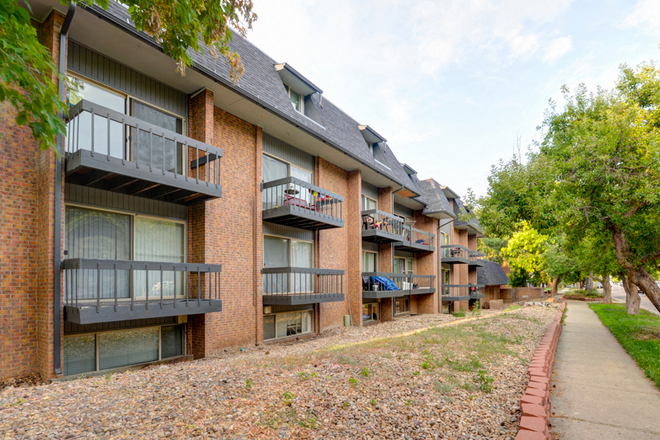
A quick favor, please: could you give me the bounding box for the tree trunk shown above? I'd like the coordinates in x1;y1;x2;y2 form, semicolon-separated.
551;276;562;296
585;273;594;291
622;275;640;315
629;266;660;313
602;275;612;304
579;280;585;289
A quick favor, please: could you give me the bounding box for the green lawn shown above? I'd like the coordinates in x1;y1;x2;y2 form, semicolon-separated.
590;303;660;389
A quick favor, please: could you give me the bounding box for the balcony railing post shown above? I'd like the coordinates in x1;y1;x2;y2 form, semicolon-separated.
148;128;153;172
145;264;149;310
160;265;164;309
114;263;118;312
135;124;139;169
173;268;177;308
106;112;111;159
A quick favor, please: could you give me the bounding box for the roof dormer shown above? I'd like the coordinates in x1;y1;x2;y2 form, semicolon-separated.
359;125;389;167
275;63;323;123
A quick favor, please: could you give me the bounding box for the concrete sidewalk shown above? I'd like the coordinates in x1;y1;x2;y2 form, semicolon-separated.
550;301;660;439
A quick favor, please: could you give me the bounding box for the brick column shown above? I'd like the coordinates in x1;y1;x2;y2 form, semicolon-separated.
187;89;214;358
377;187;394;321
346;170;363;326
35;10;66;380
414;211;438;315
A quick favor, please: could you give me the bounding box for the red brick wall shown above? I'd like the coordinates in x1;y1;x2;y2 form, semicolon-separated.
317;158;349;332
413;210;438;315
0;105;41;379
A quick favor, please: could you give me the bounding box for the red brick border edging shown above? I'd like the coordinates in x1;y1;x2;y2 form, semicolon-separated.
515;300;566;440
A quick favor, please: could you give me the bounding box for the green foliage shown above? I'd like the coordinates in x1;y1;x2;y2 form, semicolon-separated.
360;367;370;377
452;311;466;318
476;370;494;393
590;303;660;389
348;377;359;387
0;0;67;152
0;0;256;153
500;222;549;286
245;379;253;390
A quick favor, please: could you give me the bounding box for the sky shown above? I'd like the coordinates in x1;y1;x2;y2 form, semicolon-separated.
246;0;660;198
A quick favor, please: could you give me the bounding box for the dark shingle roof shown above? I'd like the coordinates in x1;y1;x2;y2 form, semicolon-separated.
415;179;455;218
453;198;483;234
92;3;423;195
477;260;509;286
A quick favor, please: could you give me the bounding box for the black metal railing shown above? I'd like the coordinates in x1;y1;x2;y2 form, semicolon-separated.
62;258;222;313
262;267;344;302
442;284;469;298
397;226;435;252
362;273;436;295
469;251;485;266
66;99;223;188
262;177;344;228
361;210;405;240
441;245;470;261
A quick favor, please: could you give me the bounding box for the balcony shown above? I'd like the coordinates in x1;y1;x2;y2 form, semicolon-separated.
441;245;470;264
361;210;405;243
262;177;344;231
468;251;486;267
65;100;223;205
394;226;435;253
362;273;436;299
62;258;222;325
441;284;470;301
469;284;486;299
262;267;345;305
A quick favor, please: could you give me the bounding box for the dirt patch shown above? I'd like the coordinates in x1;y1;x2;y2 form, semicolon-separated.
0;373;46;391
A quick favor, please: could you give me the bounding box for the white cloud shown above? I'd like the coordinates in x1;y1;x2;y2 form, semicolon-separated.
624;0;660;29
544;36;572;62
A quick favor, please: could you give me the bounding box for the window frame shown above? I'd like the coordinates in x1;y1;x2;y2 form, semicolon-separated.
262;152;313;183
362;250;378;273
262;234;315;268
361;194;378;211
284;83;304;113
62;323;187;376
362;302;380;323
263;310;314;340
395;297;410;314
68;73;187;134
65;203;188;264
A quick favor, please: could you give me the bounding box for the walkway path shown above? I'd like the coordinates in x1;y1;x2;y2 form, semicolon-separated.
550;300;660;439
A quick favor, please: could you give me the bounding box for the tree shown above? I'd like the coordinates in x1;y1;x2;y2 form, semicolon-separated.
500;222;549;287
477;61;660;314
0;0;256;152
540;64;660;313
543;239;581;296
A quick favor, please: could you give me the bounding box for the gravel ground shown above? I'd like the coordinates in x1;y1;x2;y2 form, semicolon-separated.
0;306;557;440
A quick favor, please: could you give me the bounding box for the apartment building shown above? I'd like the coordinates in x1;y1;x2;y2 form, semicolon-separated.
0;1;498;381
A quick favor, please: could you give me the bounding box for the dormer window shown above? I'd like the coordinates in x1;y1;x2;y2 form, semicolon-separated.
284;84;303;113
274;63;323;124
359;125;389;167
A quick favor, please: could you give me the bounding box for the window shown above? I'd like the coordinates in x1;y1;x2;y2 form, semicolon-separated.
395;298;410;314
441;232;450;246
65;206;186;300
361;195;377;211
394;257;413;274
262;154;313;209
63;324;185;376
284;84;303;113
362;303;379;322
263;310;314;340
362;251;378;272
67;76;185;174
263;236;314;293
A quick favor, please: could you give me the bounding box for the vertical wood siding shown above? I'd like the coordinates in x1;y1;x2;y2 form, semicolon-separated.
263;133;315;173
65;185;188;220
68;41;188;117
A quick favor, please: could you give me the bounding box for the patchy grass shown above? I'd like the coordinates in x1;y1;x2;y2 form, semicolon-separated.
564;289;603;300
590;303;660;389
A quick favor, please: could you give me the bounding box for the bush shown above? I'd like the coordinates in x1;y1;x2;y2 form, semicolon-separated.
453;311;466;318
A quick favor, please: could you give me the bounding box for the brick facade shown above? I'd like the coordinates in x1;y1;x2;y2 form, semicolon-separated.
0;7;486;381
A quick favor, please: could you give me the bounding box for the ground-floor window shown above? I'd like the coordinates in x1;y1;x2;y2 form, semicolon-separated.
395;297;410;314
263;310;314;340
362;302;379;322
63;324;185;376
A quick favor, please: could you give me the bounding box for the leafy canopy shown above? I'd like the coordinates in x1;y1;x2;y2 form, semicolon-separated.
0;0;256;152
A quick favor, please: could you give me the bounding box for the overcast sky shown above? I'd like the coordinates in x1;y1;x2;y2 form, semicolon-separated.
247;0;660;198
